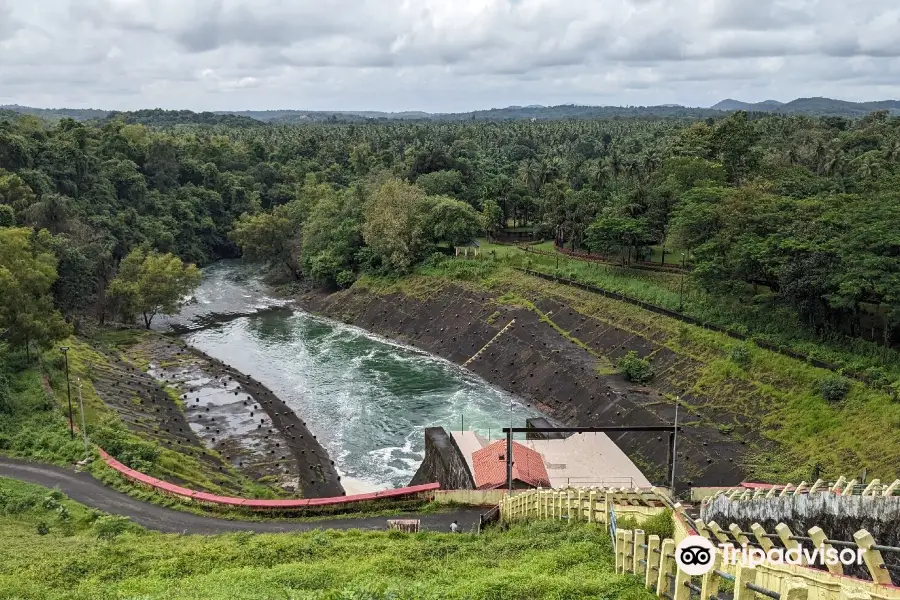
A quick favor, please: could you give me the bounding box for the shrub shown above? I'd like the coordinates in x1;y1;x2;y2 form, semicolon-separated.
820;376;851;402
335;269;356;289
93;515;137;540
36;521;50;535
91;425;159;471
617;351;655;384
0;372;12;414
618;509;674;540
889;381;900;403
728;344;751;368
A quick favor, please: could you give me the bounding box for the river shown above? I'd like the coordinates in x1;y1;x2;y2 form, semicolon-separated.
159;261;540;493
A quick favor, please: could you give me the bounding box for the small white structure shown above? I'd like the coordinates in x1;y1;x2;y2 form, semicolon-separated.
454;240;480;257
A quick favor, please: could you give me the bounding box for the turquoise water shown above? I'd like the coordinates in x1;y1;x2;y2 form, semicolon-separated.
172;262;539;490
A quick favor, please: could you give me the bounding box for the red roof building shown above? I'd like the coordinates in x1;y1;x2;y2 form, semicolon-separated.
472;440;551;490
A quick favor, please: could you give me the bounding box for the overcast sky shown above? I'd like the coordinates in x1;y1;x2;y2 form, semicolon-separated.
2;0;899;113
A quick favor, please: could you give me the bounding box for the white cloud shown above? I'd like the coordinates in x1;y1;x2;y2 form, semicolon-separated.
0;0;898;111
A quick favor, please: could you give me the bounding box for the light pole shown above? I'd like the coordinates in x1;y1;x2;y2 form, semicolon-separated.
59;347;74;439
679;253;686;312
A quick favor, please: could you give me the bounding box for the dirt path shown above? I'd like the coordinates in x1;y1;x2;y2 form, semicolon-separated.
0;458;484;535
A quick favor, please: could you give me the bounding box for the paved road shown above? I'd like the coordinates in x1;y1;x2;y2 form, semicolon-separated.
0;457;484;534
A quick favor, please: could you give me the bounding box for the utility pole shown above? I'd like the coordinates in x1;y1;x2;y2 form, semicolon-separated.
77;378;88;455
60;347;73;439
507;397;514;492
670;397;680;491
679;253;686;311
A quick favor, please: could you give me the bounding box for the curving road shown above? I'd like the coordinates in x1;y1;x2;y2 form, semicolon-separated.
0;457;483;535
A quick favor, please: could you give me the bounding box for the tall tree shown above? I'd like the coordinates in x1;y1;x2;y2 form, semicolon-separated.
0;228;71;357
107;248;201;329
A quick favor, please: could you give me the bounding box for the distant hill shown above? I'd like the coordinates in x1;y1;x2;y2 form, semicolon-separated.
3;96;899;126
0;104;110;121
106;109;263;128
221;110;432;123
711;99;784;111
433;104;722;121
711;97;900;116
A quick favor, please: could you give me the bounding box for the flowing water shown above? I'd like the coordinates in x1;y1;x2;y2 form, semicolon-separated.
160;261;540;492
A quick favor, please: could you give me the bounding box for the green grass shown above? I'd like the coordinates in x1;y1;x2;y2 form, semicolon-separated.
0;478;653;600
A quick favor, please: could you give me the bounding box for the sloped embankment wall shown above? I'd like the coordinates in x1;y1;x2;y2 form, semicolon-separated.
298;282;749;489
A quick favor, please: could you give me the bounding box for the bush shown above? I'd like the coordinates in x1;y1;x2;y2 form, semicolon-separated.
36;521;50;535
617;351;655;384
91;425;159;471
864;366;891;388
728;344;751;368
618;509;674;540
0;372;12;414
820;376;851;402
93;515;136;540
335;269;356;289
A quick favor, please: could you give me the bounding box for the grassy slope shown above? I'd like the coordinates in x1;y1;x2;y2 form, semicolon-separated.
0;478;651;600
482;241;900;380
358;255;900;482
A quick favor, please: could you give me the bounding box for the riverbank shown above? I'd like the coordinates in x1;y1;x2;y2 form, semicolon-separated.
0;326;345;502
95;330;345;498
294;261;900;485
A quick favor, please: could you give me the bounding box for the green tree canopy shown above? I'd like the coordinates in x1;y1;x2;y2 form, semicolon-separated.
362;179;427;273
107;248;201;328
0;227;71;356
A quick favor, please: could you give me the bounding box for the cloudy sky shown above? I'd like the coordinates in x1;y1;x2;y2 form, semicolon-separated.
1;0;899;112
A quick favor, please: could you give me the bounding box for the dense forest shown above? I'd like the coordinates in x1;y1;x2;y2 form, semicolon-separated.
1;109;899;373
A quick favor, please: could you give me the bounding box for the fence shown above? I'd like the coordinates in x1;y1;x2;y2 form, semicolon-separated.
525;244;690;275
98;448;439;510
500;486;900;599
702;479;900;503
500;486;682;527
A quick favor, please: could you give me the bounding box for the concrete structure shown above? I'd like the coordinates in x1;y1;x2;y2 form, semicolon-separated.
451;430;651;489
409;427;476;490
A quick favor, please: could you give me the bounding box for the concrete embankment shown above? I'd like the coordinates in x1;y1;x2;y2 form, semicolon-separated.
297;280;750;490
91;334;345;498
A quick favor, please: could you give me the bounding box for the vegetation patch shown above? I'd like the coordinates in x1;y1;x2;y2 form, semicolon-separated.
0;478;652;600
617;351;656;384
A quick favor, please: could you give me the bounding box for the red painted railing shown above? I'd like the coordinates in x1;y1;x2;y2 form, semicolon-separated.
98;448;439;510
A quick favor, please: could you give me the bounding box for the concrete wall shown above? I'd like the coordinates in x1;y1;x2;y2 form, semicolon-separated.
409;427;476;490
525;417;571;440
